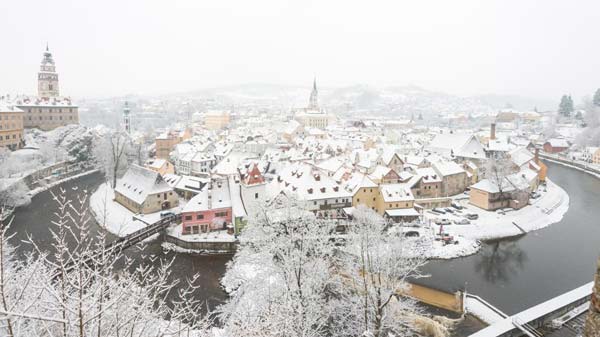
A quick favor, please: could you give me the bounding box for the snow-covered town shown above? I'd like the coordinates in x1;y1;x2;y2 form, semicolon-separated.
2;2;600;337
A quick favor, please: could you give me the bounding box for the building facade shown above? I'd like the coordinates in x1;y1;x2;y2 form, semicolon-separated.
14;46;79;131
0;103;24;150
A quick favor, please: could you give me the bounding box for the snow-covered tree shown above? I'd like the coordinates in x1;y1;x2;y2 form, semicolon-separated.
593;88;600;107
219;197;338;337
558;94;574;117
220;199;428;337
483;157;514;202
333;206;426;337
0;190;211;337
93;131;132;188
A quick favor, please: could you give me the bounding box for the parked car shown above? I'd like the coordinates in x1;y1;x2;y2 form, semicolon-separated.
451;202;464;210
530;192;541;199
404;230;420;237
435;218;451;225
160;211;176;218
454;219;470;225
444;208;455;214
432;208;446;214
466;213;479;220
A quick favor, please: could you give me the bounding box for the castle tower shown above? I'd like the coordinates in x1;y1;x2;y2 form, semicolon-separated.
38;44;60;98
584;256;600;337
308;77;319;110
123;101;131;134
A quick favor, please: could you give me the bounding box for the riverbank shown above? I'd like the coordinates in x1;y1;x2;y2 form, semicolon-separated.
424;178;569;244
540;153;600;179
89;182;184;237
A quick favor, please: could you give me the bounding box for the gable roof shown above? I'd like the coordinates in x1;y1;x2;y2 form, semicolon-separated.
115;164;173;205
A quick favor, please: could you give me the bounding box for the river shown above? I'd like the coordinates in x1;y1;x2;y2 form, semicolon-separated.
6;172;230;311
420;161;600;315
7;161;600;320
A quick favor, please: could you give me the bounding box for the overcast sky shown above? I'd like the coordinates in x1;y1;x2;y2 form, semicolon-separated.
1;0;599;100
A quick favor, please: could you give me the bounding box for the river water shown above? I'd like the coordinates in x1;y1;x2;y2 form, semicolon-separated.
7;161;600;319
6;172;230;311
420;161;600;315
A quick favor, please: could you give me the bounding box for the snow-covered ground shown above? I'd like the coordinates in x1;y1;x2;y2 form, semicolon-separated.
400;226;481;260
423;179;569;242
465;295;507;324
27;169;99;196
89;182;182;237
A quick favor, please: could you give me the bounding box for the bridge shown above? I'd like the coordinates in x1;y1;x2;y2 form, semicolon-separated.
55;213;181;277
468;282;593;337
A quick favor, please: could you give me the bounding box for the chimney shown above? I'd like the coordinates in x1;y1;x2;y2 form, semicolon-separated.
490;123;496;140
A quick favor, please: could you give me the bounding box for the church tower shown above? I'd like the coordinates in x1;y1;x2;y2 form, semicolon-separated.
308;77;319;110
123;101;131;134
38;44;60;98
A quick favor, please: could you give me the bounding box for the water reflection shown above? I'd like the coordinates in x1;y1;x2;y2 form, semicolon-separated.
474;239;528;283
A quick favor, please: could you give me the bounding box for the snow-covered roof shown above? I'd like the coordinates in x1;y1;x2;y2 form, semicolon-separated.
432;160;465;177
416;167;442;183
175;175;210;193
269;162;352;201
385;208;420;217
427;133;486;159
342;172;378;195
380;184;414;203
545;138;569;148
12;95;77;108
509;147;534;168
115;165;174;205
368;165;393;181
145;158;168;170
182;178;231;213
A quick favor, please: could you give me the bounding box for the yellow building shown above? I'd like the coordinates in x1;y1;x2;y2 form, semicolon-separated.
0;103;24;150
114;165;179;214
376;184;415;215
204;111;231;130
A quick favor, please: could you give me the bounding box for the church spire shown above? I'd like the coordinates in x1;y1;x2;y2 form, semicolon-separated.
308;77;319;110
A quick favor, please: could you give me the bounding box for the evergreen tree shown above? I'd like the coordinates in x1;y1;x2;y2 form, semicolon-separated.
593;88;600;107
558;94;574;117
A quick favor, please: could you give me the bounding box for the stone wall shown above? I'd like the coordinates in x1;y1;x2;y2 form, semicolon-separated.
163;234;238;254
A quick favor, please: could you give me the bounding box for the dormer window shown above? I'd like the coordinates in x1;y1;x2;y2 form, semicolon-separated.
308;188;313;194
320;187;326;193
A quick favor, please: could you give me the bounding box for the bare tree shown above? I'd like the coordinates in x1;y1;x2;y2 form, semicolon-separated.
483;157;514;204
94;131;131;188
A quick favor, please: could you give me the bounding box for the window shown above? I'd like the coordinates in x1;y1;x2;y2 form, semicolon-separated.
215;211;228;217
196;214;204;220
357;198;360;202
184;215;192;221
255;193;259;199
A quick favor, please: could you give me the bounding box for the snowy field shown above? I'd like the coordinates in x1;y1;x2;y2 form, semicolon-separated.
89;182;182;237
423;179;569;242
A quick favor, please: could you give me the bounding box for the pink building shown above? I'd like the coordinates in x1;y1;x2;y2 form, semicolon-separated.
181;179;232;234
